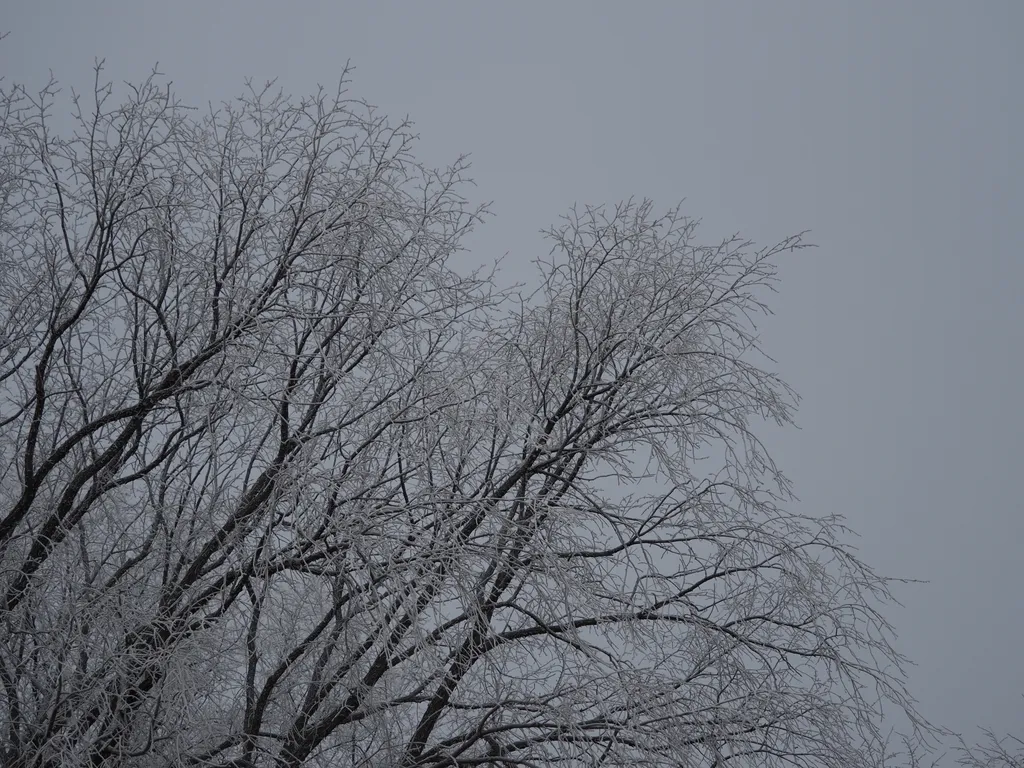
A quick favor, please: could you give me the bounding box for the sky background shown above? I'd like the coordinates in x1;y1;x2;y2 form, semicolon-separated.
3;1;1021;759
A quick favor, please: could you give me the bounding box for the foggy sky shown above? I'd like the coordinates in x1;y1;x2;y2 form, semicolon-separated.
2;1;1020;757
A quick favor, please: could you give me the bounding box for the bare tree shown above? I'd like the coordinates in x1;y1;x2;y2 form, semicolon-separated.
956;728;1024;768
0;66;929;767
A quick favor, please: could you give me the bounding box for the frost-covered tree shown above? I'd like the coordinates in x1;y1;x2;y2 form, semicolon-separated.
957;728;1024;768
0;66;928;767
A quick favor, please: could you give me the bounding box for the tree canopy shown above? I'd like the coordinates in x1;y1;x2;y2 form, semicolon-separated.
0;66;945;768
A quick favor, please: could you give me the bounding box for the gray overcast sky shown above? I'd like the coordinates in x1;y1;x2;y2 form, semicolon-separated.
3;0;1021;754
